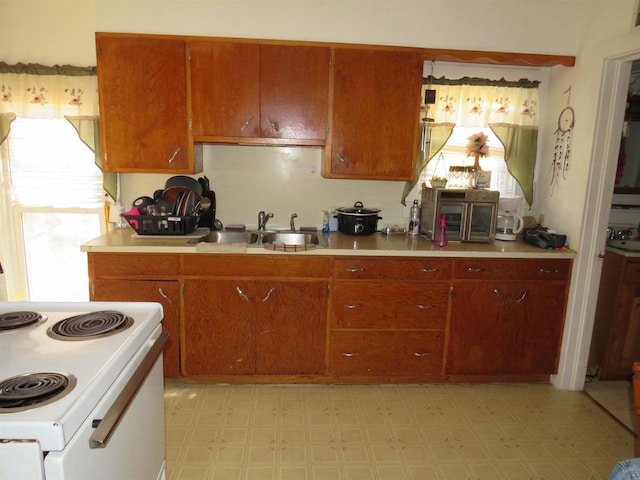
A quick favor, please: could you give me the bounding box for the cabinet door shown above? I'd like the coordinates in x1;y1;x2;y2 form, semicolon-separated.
96;35;191;172
447;281;566;375
260;45;329;141
91;279;181;379
189;41;261;138
183;279;256;375
601;282;640;379
326;48;422;180
255;279;327;375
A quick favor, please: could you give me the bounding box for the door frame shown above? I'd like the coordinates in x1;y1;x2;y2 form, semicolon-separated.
553;34;640;390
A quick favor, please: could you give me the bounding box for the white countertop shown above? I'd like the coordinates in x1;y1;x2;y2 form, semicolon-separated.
81;227;576;259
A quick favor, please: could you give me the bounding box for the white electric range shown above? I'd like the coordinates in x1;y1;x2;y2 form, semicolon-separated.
0;301;167;480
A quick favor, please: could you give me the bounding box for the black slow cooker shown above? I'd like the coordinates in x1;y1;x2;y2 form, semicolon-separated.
336;201;382;235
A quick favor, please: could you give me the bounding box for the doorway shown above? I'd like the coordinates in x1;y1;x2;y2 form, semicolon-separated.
583;58;640;426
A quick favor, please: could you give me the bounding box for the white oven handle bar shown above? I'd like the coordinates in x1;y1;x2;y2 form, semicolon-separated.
89;331;169;449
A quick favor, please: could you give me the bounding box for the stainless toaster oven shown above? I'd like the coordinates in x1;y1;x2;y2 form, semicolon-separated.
420;187;499;243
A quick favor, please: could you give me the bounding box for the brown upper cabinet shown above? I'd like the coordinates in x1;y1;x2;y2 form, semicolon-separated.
95;32;574;176
96;34;202;173
189;41;330;145
324;48;423;181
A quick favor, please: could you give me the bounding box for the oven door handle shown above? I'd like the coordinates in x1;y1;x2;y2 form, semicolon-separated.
89;331;169;449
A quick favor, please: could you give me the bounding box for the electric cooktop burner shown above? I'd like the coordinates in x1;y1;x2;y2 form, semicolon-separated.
0;372;77;413
47;310;133;341
0;311;47;331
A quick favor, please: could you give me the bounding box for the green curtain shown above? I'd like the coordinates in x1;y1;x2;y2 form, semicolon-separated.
401;123;455;206
0;113;16;145
65;116;116;200
490;124;538;206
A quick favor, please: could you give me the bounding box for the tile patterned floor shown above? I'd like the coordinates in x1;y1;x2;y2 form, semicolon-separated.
584;379;636;433
164;382;636;480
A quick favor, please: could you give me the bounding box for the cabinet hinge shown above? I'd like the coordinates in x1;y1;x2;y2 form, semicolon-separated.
187;46;191;61
189;118;192;131
443;357;448;367
329;52;333;66
449;285;454;297
326;124;330;135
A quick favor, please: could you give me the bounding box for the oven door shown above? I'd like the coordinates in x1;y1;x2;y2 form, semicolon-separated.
465;202;497;242
44;326;167;480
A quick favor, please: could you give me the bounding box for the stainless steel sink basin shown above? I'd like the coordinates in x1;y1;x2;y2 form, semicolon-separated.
193;231;259;244
608;239;640;252
261;231;324;247
189;229;325;248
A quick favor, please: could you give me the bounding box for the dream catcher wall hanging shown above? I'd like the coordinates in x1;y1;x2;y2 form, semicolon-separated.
551;87;575;190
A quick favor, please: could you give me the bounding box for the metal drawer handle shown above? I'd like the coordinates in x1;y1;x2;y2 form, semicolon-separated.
158;288;173;304
262;287;276;302
467;267;485;273
236;286;251;302
417;304;435;309
168;147;181;164
346;267;364;273
539;268;559;274
493;288;505;303
267;117;280;132
341;352;360;357
515;289;529;303
89;331;169;449
240;116;253;132
337;153;350;168
414;352;432;357
422;267;439;273
344;304;363;309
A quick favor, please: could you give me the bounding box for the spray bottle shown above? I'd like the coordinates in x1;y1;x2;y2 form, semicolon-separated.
435;214;448;247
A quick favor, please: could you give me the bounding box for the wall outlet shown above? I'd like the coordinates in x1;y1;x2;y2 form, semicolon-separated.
538;213;545;224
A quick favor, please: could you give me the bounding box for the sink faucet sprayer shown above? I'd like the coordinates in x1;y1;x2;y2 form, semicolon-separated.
290;213;297;231
258;211;274;231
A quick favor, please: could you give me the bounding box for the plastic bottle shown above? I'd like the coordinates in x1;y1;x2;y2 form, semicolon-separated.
435;214;448;247
408;199;421;236
322;210;330;233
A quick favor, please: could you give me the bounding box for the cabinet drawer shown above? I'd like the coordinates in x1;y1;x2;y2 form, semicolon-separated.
332;257;452;281
90;253;180;277
623;260;640;282
453;258;571;281
331;281;448;329
329;331;444;375
183;254;330;277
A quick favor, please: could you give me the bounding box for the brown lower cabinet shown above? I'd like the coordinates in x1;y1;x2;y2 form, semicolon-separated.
446;258;572;377
88;252;572;382
182;278;327;376
589;251;640;379
91;278;181;379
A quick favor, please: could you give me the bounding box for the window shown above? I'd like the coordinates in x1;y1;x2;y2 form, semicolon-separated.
420;126;524;199
2;118;103;301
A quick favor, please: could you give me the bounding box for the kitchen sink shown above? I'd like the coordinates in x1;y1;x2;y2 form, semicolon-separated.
608;239;640;252
191;231;260;244
260;231;324;247
190;229;325;248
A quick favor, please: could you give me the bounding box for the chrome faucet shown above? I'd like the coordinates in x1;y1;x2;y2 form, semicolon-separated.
290;213;297;231
258;211;273;231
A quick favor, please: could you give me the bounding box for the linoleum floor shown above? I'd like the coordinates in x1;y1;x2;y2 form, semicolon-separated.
164;382;635;480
